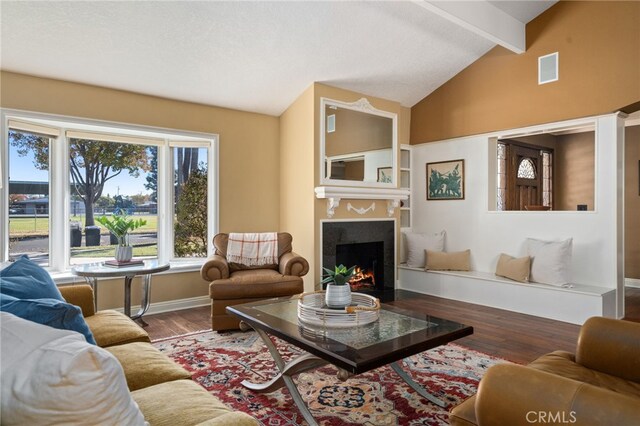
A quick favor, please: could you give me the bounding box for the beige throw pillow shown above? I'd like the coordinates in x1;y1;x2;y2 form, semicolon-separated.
425;249;471;271
495;253;531;282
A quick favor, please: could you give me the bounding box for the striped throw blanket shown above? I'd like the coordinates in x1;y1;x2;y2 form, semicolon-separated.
227;233;278;266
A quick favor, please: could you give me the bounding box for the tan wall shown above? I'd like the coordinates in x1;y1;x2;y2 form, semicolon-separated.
411;1;640;143
555;132;595;211
64;272;205;312
626;125;640;279
313;83;405;288
325;108;392;157
1;71;281;309
279;85;316;291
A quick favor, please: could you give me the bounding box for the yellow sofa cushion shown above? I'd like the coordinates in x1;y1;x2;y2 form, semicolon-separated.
85;310;150;348
106;342;191;391
131;379;257;426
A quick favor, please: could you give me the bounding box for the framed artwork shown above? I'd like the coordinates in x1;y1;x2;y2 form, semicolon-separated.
377;167;393;183
426;159;465;200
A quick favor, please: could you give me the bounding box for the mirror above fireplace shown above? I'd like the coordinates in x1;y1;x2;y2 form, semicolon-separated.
320;97;397;187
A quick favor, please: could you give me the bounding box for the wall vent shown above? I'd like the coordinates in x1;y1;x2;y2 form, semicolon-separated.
538;52;559;85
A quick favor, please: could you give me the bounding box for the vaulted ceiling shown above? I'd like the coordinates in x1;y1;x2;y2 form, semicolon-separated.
0;1;555;116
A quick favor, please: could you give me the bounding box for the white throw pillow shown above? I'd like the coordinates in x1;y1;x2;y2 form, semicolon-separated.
526;238;573;286
0;312;147;426
404;231;445;268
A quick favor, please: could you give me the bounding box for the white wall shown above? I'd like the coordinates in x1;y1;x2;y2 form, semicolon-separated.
409;115;624;298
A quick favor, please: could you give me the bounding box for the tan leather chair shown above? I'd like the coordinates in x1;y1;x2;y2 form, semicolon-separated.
450;317;640;425
200;233;309;331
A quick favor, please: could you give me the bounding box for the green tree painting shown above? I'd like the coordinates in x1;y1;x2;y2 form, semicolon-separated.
427;160;464;200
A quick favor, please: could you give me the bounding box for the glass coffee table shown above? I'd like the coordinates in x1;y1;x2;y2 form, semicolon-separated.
227;296;473;426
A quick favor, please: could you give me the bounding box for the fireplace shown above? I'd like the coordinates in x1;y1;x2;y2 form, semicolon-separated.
336;241;383;292
322;220;395;300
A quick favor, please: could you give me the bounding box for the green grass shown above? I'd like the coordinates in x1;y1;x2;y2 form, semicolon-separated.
7;217;50;236
9;214;158;237
71;244;158;258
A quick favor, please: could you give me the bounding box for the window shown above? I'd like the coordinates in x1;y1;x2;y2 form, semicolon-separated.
1;111;218;272
8;129;51;266
173;146;208;258
68;139;159;265
517;158;536;179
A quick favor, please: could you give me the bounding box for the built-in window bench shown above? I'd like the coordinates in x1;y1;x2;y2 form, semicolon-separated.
397;265;616;325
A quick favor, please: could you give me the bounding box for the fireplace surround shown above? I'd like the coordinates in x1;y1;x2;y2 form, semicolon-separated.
321;220;395;300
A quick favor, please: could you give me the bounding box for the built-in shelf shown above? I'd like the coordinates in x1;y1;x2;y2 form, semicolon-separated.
400;145;412;229
314;186;409;218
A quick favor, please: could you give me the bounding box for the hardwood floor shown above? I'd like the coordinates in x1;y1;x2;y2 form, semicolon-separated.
144;290;586;365
143;288;640;364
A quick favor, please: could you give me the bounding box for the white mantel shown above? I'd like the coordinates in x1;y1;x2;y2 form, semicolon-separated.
314;186;409;218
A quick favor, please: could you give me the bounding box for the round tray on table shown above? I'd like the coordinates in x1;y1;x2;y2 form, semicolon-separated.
297;291;380;328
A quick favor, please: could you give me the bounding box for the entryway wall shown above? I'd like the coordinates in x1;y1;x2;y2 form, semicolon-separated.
625;124;640;283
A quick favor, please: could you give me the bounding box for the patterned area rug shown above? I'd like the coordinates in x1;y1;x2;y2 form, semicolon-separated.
153;330;508;426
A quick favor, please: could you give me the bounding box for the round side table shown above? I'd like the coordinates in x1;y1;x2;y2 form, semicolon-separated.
72;259;169;326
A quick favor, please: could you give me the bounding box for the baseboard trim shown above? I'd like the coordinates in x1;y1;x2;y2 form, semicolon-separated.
626;278;640;289
113;295;210;316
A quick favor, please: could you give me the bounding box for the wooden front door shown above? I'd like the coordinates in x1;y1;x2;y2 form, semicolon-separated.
506;144;543;210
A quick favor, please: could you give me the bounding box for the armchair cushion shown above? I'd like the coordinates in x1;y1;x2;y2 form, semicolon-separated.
474;364;640;426
209;270;303;299
528;350;640;398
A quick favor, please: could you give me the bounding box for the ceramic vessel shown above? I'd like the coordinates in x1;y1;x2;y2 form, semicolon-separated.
325;284;352;309
115;245;133;262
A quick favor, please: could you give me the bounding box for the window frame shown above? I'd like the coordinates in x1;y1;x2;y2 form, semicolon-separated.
1;109;219;273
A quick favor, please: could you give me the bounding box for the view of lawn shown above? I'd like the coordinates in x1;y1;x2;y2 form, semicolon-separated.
9;214;158;237
71;244;158;258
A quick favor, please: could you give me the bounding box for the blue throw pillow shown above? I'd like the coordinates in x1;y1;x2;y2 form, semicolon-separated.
0;255;64;301
0;293;96;345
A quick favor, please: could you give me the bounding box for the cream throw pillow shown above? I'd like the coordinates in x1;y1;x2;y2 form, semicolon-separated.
425;249;471;271
404;231;445;268
526;238;573;286
495;253;531;282
0;312;147;426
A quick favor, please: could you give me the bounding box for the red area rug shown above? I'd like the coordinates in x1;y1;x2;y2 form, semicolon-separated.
153;330;508;425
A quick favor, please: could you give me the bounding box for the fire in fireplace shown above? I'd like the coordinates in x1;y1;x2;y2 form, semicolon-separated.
349;266;376;290
336;241;384;293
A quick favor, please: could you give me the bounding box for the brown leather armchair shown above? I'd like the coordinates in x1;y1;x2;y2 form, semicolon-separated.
200;232;309;331
450;317;640;425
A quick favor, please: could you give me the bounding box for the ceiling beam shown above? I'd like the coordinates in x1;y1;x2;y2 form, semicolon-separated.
414;1;526;54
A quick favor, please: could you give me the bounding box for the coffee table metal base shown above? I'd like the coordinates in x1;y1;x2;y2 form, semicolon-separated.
242;327;447;426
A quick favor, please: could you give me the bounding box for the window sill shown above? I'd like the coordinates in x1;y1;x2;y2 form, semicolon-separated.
50;259;205;285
